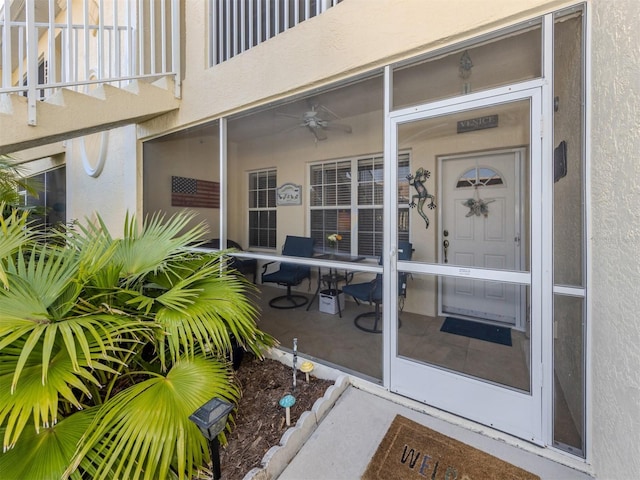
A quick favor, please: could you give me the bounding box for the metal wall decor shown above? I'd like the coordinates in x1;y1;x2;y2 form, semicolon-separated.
459;50;473;79
459;50;473;94
407;167;436;229
463;185;494;218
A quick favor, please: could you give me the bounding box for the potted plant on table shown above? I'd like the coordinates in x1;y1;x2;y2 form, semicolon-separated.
327;233;342;254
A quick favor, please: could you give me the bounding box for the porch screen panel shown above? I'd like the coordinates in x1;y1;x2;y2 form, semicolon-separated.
553;11;584;287
553;294;585;456
552;7;586;458
397;272;532;393
392;21;542;110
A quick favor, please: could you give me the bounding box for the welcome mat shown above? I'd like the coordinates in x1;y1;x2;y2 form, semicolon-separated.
362;415;539;480
440;317;512;346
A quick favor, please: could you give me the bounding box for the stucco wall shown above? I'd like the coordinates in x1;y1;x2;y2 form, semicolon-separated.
66;125;137;235
590;0;640;477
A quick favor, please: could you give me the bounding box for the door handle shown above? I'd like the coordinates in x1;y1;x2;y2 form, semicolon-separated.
443;239;449;263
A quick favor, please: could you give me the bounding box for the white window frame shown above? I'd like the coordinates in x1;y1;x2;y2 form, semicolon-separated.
248;168;277;249
308;153;410;257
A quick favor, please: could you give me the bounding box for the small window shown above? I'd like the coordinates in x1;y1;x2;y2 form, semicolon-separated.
248;169;277;249
20;166;67;239
456;167;504;188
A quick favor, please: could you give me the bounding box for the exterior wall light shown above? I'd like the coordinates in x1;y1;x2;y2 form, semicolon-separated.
189;398;234;480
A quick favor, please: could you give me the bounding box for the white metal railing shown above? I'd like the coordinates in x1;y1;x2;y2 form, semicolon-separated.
0;0;181;126
209;0;342;66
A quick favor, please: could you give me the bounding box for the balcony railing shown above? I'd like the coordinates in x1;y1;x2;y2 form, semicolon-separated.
209;0;342;66
0;0;181;125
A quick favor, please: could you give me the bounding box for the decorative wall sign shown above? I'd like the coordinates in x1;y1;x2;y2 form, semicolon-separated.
457;114;499;133
171;176;220;208
276;183;302;205
407;167;436;229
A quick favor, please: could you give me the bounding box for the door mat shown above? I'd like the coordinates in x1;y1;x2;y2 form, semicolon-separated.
362;415;539;480
440;317;512;346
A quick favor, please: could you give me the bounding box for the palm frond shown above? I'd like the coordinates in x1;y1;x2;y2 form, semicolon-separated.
0;347;105;450
0;409;95;480
66;356;238;480
114;211;208;283
145;262;274;367
0;255;151;388
0;210;276;478
6;243;82;319
0;207;34;288
0;157;40;211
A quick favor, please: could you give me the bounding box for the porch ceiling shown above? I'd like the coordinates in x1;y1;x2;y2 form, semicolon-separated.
227;75;384;143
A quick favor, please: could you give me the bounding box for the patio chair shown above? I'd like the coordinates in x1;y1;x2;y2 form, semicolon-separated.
342;241;413;333
200;238;258;283
261;235;315;309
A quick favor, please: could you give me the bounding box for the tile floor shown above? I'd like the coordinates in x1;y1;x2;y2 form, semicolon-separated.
253;284;581;452
255;285;529;392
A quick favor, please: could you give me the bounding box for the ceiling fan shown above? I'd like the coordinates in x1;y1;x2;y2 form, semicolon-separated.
277;103;352;142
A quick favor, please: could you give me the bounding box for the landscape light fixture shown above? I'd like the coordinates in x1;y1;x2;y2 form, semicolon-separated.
189;397;234;480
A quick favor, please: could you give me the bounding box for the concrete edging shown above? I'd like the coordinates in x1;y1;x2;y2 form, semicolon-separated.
242;374;350;480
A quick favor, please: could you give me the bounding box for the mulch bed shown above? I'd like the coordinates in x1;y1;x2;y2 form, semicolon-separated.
219;355;334;480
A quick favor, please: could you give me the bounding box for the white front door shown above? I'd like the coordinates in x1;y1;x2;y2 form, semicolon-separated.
439;150;525;328
387;87;543;444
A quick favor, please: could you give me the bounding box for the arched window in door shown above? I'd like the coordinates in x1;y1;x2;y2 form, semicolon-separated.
455;166;504;188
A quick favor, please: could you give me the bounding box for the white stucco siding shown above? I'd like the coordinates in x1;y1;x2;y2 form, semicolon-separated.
590;0;640;477
66;125;138;234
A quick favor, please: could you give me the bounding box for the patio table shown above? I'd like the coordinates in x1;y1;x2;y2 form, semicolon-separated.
306;253;365;318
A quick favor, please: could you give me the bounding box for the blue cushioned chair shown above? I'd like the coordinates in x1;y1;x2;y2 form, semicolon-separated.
261;236;315;309
342;241;413;333
199;239;258;283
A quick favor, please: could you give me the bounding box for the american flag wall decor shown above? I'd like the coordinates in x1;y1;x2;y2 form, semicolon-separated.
171;176;220;208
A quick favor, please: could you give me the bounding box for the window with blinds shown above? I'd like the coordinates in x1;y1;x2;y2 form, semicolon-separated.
310;154;410;257
248;169;277;248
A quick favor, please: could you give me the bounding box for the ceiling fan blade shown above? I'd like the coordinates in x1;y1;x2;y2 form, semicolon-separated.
326;122;352;134
317;104;341;120
277;123;304;135
275;112;302;120
309;126;328;141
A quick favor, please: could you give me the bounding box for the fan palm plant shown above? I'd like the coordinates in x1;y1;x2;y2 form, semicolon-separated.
0;155;40;215
0;208;275;479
